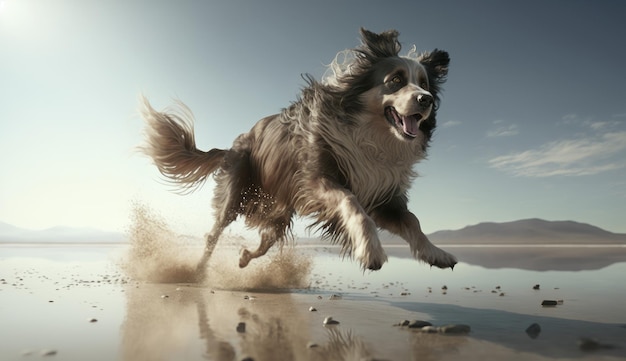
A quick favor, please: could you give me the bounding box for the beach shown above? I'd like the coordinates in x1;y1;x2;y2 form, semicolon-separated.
1;241;626;361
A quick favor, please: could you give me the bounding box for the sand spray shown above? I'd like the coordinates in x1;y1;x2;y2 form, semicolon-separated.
119;201;312;289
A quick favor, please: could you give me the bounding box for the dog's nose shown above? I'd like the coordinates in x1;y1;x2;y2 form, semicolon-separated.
417;94;433;109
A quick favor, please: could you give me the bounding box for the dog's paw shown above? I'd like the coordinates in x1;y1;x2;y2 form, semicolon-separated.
354;241;388;271
418;244;457;270
239;248;252;268
365;256;386;271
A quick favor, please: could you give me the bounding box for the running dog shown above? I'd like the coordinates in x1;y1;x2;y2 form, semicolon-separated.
140;28;457;274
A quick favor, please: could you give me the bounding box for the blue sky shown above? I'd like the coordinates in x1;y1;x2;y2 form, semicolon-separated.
1;0;625;236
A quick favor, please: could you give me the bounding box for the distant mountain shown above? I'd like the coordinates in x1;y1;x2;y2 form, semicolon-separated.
0;221;127;243
428;218;626;244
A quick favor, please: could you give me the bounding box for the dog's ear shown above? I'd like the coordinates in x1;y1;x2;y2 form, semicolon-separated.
419;49;450;85
358;28;402;59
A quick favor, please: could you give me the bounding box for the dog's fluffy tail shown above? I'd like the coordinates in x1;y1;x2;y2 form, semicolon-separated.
139;96;226;193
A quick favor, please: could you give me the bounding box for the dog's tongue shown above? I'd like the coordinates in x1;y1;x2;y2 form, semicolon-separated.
401;115;419;137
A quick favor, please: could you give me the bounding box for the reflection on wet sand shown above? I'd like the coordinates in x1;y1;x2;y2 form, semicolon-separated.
120;284;381;361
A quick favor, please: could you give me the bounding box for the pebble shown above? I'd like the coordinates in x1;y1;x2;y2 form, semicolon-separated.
441;285;448;290
328;294;342;300
419;326;439;333
308;307;317;312
160;295;169;299
578;337;614;351
541;300;558;306
533;284;540;290
88;318;98;323
438;324;471;334
395;320;410;327
525;323;541;339
236;322;246;333
307;342;319;348
323;316;340;325
407;320;432;329
40;349;57;356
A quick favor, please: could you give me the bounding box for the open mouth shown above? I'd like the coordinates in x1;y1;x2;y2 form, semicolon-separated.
385;107;423;138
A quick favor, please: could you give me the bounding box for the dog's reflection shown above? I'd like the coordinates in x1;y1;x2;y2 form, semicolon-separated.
120;284;374;361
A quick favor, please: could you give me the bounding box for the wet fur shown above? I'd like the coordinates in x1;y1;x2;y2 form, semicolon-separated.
140;28;457;272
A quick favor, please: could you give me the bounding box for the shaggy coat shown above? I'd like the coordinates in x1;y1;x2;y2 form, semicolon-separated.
141;28;457;273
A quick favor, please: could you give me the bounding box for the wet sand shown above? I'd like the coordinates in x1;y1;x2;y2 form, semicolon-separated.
1;243;626;361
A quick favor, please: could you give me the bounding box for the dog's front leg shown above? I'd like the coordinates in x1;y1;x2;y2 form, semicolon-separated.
306;179;387;270
372;201;457;269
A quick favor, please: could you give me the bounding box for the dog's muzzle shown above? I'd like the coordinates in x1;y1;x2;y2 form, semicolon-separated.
385;94;434;138
385;107;423;138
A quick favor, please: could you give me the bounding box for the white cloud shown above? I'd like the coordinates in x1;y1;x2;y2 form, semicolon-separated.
488;131;626;177
441;120;461;128
486;123;518;137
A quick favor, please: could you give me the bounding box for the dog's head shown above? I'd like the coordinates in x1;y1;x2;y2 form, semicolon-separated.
328;28;449;144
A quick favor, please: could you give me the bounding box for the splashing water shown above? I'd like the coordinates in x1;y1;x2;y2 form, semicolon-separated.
119;202;312;289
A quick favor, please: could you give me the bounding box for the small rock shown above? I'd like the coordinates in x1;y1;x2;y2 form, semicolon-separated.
541;300;558;306
533;284;540;290
499;292;505;296
323;316;340;325
579;338;600;351
525;323;541;339
88;318;98;323
441;285;448;290
308;307;317;312
438;324;471;334
236;322;246;333
328;294;342;300
495;285;501;290
407;320;432;329
395;320;410;327
578;337;614;351
160;295;169;299
419;326;439;333
307;342;319;348
40;349;57;356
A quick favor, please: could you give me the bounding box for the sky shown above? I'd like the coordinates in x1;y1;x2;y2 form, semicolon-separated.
1;0;625;237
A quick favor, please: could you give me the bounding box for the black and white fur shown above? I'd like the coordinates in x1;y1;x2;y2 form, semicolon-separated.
140;28;457;274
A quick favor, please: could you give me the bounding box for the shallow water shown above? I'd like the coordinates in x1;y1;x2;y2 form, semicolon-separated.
1;244;625;360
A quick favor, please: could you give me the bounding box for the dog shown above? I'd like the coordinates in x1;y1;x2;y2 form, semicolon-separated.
140;28;457;273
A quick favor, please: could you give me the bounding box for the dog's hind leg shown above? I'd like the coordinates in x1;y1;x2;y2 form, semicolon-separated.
195;221;230;275
372;198;457;269
239;227;281;268
195;148;251;278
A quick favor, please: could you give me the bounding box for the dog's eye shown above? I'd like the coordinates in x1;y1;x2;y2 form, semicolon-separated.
391;75;402;84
